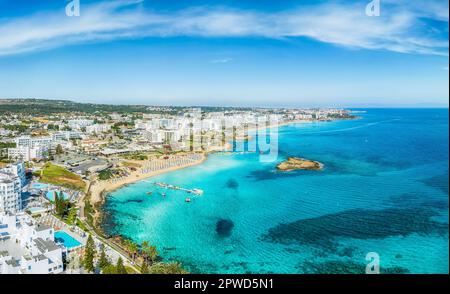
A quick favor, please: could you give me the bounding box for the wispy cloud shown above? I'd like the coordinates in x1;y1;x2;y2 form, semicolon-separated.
0;0;448;56
211;58;233;64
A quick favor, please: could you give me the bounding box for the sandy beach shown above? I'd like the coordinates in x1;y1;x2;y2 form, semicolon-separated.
86;120;308;222
87;140;234;220
85;120;320;206
87;121;303;207
89;153;207;205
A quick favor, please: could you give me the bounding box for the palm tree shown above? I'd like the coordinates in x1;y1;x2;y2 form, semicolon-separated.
146;245;158;265
149;262;188;274
140;260;149;274
122;239;138;261
165;262;188;274
141;241;150;263
129;242;138;261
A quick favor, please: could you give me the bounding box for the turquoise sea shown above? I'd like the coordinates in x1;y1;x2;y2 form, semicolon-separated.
102;109;449;273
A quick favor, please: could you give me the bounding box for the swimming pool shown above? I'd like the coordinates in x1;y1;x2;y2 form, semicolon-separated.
45;190;70;201
27;207;48;214
31;182;50;190
54;231;82;249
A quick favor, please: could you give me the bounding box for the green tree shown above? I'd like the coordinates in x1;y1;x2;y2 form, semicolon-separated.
54;191;69;218
140;260;149;274
115;257;127;274
149;262;188;274
56;144;63;155
83;235;96;273
146;245;159;264
97;246;110;271
129;242;139;261
141;241;149;262
102;264;117;274
123;239;138;261
47;148;54;161
66;207;77;225
53;191;60;214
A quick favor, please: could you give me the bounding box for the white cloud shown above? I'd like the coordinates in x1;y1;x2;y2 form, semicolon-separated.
211;58;233;64
0;0;448;56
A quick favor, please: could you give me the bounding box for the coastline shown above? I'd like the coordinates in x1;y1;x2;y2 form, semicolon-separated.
84;115;362;272
89;117;357;231
88;152;209;224
89;118;356;220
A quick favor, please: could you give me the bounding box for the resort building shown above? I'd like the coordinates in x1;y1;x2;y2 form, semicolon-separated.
141;130;163;143
15;135;53;149
0;172;22;214
0;162;26;187
0;212;63;274
80;139;108;154
8;146;47;161
67;119;94;130
85;124;111;134
52;131;83;141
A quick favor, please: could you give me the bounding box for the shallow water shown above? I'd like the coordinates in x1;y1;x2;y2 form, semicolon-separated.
102;109;449;273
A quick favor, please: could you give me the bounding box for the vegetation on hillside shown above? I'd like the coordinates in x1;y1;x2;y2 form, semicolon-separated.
0;98;254;115
98;169;114;181
38;163;86;191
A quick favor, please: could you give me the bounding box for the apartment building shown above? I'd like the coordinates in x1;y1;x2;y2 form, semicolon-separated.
0;172;22;214
0;213;63;274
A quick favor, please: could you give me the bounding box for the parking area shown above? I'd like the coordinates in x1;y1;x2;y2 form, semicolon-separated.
53;153;109;175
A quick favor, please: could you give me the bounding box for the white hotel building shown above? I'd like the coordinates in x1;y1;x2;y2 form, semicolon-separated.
8;134;75;161
85;123;111;134
8;135;51;161
0;172;22;214
0;213;64;274
0;162;26;188
7;146;45;162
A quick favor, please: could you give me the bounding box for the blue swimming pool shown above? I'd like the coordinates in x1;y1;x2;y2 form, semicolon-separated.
55;231;82;249
46;190;70;201
31;182;50;190
28;207;47;214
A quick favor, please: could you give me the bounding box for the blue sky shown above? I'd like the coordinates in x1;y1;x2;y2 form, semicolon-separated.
0;0;448;107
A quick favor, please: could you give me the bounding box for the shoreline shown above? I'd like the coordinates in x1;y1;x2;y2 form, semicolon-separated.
88;152;210;224
88;117;357;231
86;116;359;270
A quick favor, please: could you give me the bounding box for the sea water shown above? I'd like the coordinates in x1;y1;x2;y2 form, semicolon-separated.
102;109;449;273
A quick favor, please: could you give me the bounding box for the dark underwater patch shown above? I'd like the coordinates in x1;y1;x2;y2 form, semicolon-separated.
421;174;449;195
162;247;177;252
226;178;239;190
387;193;449;211
216;219;234;237
336;246;358;258
387;193;426;207
246;169;283;181
247;168;320;181
296;260;410;274
123;198;144;204
106;209;141;222
261;207;449;251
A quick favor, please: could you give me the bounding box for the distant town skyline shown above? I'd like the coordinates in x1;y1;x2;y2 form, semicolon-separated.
0;0;448;107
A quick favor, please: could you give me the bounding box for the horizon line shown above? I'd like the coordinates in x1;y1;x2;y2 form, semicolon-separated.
0;97;449;110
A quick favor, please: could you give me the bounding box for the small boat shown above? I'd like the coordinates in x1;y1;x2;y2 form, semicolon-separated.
192;189;203;195
185;198;191;203
161;193;166;197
